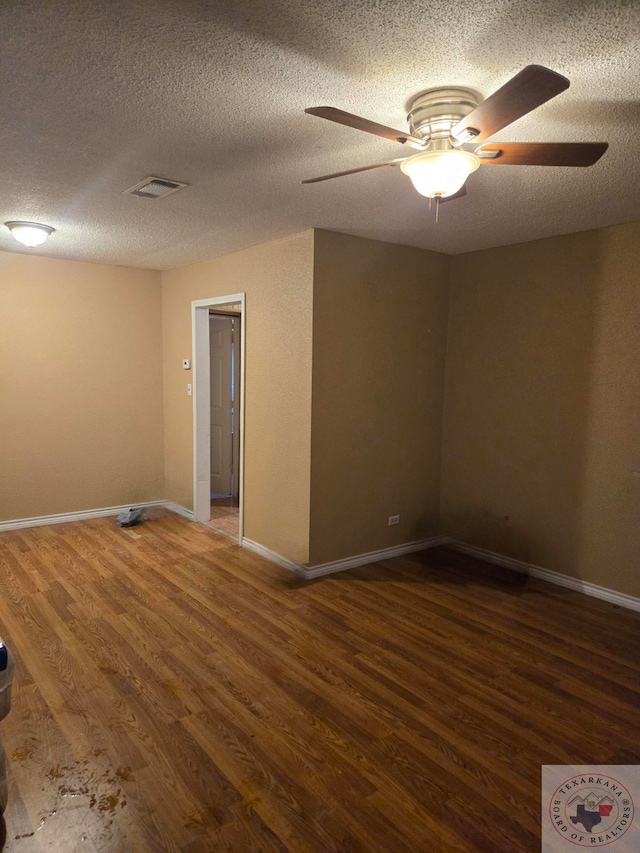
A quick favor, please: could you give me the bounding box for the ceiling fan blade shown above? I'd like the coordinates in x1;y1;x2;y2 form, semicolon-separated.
302;158;408;184
452;65;570;143
305;107;424;149
476;142;608;166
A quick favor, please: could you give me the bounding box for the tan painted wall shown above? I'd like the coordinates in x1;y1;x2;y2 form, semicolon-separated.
161;231;314;564
0;251;164;521
309;230;450;565
442;221;640;597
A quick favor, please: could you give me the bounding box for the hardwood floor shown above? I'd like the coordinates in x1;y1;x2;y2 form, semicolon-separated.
0;509;638;851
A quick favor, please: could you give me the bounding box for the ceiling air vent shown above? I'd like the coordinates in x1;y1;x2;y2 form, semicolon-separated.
123;176;188;199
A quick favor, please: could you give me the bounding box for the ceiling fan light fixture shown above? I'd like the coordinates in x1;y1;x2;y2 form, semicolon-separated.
400;149;480;198
5;221;55;247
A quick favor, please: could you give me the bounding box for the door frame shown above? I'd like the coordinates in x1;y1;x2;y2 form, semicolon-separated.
191;293;246;540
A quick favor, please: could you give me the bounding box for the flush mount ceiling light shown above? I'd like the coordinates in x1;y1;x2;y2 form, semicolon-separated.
5;221;55;247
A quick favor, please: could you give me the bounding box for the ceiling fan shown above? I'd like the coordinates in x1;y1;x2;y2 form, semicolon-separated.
303;65;608;208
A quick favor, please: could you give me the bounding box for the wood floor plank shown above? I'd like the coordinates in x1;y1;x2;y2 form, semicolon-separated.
1;510;639;851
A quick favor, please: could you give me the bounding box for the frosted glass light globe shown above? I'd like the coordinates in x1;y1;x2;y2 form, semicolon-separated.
400;149;480;198
5;221;55;247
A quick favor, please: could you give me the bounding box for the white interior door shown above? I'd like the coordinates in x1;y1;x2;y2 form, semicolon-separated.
209;314;233;496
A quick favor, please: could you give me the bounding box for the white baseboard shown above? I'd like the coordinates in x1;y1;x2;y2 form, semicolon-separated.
304;536;451;579
163;502;195;521
449;540;640;613
0;500;168;533
240;536;449;580
241;538;305;575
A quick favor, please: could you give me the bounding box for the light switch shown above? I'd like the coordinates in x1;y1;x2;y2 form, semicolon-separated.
182;359;191;369
187;384;192;396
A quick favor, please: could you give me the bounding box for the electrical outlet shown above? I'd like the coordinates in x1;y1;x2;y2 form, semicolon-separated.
388;515;400;526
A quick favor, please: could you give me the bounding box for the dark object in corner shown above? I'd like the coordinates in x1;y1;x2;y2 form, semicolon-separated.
117;508;145;528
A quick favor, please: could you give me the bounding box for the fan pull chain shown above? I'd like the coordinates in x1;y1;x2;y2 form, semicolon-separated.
435;196;440;223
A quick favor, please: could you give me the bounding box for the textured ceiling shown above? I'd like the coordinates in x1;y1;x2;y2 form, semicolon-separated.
1;0;639;269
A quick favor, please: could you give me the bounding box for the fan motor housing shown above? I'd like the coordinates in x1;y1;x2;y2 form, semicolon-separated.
407;88;479;143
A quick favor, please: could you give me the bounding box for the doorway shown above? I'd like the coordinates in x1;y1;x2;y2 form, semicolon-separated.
192;294;245;542
208;311;240;538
